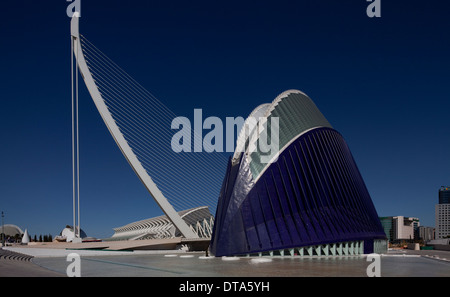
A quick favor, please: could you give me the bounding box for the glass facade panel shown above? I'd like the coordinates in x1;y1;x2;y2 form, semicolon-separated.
439;186;450;204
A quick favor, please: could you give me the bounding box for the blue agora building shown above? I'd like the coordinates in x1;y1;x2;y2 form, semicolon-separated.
210;90;387;257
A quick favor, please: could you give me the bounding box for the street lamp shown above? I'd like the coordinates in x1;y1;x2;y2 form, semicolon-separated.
1;211;4;247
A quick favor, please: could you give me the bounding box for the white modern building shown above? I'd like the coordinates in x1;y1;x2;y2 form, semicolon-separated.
393;216;419;241
380;216;420;242
108;206;214;241
54;226;88;242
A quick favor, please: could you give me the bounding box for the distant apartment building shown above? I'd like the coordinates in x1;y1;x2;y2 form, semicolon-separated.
380;216;420;243
436;186;450;239
418;226;435;242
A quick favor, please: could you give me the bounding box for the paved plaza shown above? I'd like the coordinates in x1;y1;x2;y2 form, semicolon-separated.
1;246;449;277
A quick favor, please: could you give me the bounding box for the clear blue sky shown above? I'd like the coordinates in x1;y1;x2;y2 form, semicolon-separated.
1;0;449;239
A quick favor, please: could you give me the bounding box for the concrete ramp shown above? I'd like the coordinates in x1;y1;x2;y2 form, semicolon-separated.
12;237;211;252
42;238;183;251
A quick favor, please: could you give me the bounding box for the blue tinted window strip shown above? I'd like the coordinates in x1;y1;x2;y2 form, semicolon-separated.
322;130;362;233
296;139;333;239
277;158;304;243
312;137;345;239
220;164;242;229
314;131;352;235
303;135;336;238
240;198;259;251
327;130;372;232
307;133;344;238
338;140;381;232
329;130;375;231
264;174;292;247
292;144;325;241
210;159;232;253
287;150;308;212
271;165;300;244
254;190;274;250
286;150;317;242
214;159;240;246
310;130;343;234
320;129;371;239
304;135;329;208
303;134;339;239
318;130;363;234
256;180;281;247
282;153;313;243
247;190;271;250
291;144;323;241
308;134;333;206
316;131;354;236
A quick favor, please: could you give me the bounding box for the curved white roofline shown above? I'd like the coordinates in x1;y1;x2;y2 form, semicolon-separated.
262;89;309;119
232;90;311;166
113;206;211;230
110;206;213;239
180;206;209;219
2;224;24;235
232;89;332;181
242;89;310;166
232;103;271;165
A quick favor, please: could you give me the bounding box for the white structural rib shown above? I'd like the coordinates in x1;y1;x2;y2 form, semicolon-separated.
231;103;271;166
70;13;197;238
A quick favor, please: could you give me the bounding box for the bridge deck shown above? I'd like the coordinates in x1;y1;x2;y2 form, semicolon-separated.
16;237;210;251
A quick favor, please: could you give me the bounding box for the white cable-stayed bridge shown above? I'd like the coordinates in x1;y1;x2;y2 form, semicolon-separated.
70;13;228;239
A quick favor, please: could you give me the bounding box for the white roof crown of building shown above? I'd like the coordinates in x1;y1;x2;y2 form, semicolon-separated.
232;89;332;180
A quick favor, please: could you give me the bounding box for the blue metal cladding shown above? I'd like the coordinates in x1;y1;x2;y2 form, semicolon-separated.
210;127;386;256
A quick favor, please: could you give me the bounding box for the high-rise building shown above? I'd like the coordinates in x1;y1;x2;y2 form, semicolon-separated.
439;186;450;204
436;187;450;239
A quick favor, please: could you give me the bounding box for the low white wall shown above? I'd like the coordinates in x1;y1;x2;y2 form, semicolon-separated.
407;243;420;250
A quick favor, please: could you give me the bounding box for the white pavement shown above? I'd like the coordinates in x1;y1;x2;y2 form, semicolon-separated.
3;246;190;258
